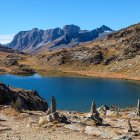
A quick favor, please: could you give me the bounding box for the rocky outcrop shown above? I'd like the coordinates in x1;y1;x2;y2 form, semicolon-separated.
107;23;140;60
0;83;48;111
44;47;104;66
12;64;35;75
8;28;45;51
8;25;113;53
103;55;118;65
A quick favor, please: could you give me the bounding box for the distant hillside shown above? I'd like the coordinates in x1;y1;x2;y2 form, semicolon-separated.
1;22;140;80
24;22;140;80
35;22;140;65
7;25;113;53
0;44;16;53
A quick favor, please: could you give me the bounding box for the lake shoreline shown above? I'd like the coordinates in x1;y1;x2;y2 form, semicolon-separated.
1;69;140;82
62;70;140;82
1;66;140;82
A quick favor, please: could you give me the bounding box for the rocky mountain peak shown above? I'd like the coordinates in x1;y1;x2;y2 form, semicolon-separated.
63;25;81;37
99;25;112;32
32;28;39;31
7;24;113;52
45;28;64;41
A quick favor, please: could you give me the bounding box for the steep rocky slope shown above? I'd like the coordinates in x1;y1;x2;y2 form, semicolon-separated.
0;83;48;111
32;22;139;63
8;25;112;53
19;22;140;80
30;23;140;67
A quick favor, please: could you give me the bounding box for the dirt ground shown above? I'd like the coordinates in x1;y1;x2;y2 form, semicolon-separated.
0;106;140;140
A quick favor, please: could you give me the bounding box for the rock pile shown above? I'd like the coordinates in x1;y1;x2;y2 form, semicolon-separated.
39;96;69;126
87;100;103;126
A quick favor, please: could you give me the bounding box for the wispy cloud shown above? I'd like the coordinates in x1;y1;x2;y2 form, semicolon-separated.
0;34;15;44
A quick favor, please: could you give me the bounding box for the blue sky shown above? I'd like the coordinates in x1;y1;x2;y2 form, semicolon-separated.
0;0;140;44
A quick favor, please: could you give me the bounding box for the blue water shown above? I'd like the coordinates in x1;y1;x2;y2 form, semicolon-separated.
0;74;140;112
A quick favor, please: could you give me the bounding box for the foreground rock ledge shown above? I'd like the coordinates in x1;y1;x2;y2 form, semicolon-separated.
0;83;48;111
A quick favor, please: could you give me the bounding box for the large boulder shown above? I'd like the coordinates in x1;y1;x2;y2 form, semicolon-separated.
0;83;48;111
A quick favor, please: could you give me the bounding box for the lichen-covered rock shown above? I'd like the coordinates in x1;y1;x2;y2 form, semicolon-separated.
0;83;48;111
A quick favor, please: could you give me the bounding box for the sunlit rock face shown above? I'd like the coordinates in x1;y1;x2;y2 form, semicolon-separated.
8;25;113;53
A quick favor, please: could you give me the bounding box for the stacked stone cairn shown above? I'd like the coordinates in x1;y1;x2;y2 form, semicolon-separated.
137;99;140;116
87;100;103;126
46;96;68;123
45;96;59;122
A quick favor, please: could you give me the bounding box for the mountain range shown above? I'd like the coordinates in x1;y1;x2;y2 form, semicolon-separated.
7;25;113;53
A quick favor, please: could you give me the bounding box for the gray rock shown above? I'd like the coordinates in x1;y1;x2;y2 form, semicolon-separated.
12;96;22;111
137;99;140;116
47;112;59;122
90;100;96;115
87;114;103;126
50;96;56;113
112;135;132;140
58;115;69;124
128;120;133;132
97;105;110;115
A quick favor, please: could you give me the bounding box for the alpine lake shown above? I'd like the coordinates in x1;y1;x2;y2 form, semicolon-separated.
0;73;140;112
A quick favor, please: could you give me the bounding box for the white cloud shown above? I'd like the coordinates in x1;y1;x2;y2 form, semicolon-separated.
0;34;15;44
